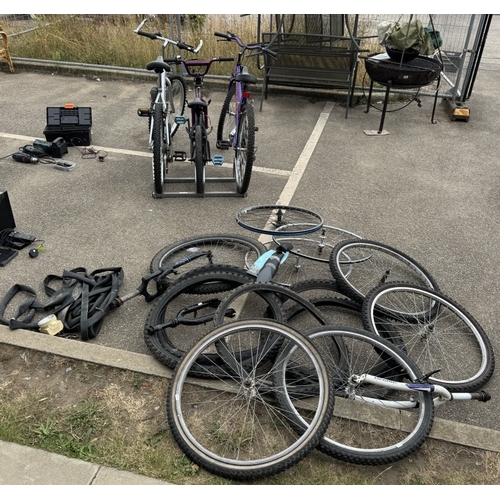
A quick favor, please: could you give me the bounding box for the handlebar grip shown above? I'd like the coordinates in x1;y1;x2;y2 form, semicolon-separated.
214;31;230;39
177;41;195;52
136;30;158;40
265;48;278;58
218;57;235;62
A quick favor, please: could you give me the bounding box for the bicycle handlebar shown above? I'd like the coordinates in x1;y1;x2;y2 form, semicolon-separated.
135;18;203;54
214;31;278;58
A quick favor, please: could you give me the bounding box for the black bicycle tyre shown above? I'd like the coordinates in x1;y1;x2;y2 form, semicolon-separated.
236;205;323;236
194;124;205;196
150;233;267;293
167;74;187;138
234;102;255;195
152;105;165;196
144;265;269;374
166;319;334;480
275;325;435;466
216;82;236;146
362;282;496;392
329;239;440;310
213;281;328;328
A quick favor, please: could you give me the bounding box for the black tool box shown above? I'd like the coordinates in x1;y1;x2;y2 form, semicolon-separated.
43;105;92;146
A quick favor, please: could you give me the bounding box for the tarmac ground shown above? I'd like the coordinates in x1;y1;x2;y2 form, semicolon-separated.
1;15;500;484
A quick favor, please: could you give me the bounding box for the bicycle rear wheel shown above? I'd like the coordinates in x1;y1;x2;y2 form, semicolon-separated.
275;326;435;465
152;105;166;196
216;82;236;148
236;205;323;236
234;102;255;195
362;282;495;392
167;319;334;480
167;74;186;137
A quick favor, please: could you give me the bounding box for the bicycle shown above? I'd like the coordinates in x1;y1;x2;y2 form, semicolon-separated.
171;55;237;197
214;31;277;195
134;16;202;197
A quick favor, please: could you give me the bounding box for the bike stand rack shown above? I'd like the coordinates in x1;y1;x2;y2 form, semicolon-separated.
152;160;246;199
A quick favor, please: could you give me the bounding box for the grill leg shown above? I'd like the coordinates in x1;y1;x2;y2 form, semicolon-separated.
378;81;392;134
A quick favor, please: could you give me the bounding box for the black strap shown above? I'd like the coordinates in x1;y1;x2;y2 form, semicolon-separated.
0;267;124;340
0;284;45;330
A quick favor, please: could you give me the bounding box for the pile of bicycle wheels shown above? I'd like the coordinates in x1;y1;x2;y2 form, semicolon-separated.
144;205;494;480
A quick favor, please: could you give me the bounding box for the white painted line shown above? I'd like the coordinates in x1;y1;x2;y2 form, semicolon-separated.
0;133;291;175
0;132;152;157
276;101;334;206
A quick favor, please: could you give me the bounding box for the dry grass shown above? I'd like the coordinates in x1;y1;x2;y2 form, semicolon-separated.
3;14;385;87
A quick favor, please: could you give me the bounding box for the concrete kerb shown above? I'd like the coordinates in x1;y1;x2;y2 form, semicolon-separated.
2;323;500;455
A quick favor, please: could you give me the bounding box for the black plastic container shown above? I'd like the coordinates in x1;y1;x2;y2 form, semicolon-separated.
43;106;92;146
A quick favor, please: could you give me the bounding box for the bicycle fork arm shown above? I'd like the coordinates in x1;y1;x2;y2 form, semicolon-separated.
110;251;213;307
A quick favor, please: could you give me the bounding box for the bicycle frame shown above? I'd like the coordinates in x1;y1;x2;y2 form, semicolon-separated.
348;373;491;409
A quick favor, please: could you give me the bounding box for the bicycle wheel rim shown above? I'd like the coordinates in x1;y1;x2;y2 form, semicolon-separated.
236;205;323;236
275;325;434;465
362;282;495;392
167;319;334;480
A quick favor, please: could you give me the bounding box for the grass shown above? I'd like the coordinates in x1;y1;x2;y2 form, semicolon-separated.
1;344;500;485
2;14;383;87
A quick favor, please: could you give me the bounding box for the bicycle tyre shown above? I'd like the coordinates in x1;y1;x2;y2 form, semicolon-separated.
167;74;186;138
213;281;328;329
166;319;334;480
234;102;255;195
236;205;323;236
216;82;236;146
193;124;204;196
275;325;435;466
329;239;440;310
152;105;165;196
362;282;496;392
144;265;259;373
150;233;267;293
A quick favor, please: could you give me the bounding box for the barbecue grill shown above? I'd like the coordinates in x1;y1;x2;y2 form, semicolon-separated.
363;53;443;134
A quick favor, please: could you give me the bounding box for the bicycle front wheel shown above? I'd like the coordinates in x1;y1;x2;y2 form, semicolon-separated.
234;102;255;195
193;124;204;196
275;326;435;465
167;74;186;137
362;282;495;392
152;105;166;196
167;319;334;480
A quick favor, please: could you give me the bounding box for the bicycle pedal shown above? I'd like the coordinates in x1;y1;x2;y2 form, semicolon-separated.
216;140;231;150
137;108;151;117
212;155;224;166
174;115;187;125
173;151;187;161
